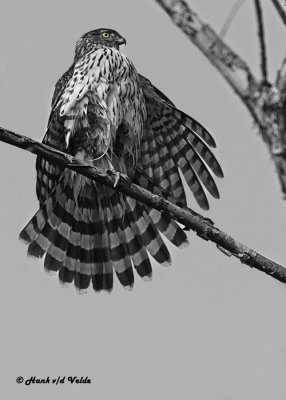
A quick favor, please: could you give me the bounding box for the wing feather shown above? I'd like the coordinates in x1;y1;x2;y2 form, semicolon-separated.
135;75;223;209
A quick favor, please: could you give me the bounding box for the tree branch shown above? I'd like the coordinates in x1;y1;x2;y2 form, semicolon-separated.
254;0;268;82
155;0;261;124
219;0;246;39
270;0;286;26
1;126;286;284
154;0;286;200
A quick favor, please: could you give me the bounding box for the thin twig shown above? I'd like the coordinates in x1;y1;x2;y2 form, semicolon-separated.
220;0;246;39
254;0;268;82
0;126;286;284
271;0;286;26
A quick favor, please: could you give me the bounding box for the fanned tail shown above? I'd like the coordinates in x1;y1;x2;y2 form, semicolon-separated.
20;166;188;292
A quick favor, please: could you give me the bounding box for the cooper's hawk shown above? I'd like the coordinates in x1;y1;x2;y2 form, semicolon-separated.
20;28;223;292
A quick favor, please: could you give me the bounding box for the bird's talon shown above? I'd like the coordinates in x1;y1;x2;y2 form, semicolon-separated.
113;171;121;187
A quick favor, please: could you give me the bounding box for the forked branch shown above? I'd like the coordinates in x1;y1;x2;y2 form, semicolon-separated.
0;126;286;284
154;0;286;203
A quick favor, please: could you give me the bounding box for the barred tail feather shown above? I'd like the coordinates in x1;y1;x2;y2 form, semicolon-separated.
20;179;63;257
124;197;171;266
20;167;190;292
43;187;73;273
148;209;188;248
118;196;153;279
92;197;113;291
107;195;134;289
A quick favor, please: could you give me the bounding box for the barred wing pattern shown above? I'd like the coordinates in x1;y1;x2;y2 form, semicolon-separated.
36;66;74;206
19;29;223;293
137;76;223;210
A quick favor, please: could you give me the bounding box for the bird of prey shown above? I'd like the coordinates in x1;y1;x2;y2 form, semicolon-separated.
20;28;223;292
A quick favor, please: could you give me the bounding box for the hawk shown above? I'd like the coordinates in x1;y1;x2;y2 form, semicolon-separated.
20;28;223;292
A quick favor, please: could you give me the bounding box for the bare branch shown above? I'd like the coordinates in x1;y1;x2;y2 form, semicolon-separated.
1;126;286;284
219;0;246;39
154;0;286;202
154;0;261;126
271;0;286;26
254;0;268;82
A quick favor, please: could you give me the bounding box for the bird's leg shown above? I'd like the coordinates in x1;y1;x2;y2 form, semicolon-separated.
104;152;124;188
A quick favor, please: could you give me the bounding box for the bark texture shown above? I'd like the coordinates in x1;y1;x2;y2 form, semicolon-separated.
155;0;286;196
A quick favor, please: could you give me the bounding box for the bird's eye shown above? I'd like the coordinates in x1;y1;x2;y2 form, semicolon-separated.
102;33;110;38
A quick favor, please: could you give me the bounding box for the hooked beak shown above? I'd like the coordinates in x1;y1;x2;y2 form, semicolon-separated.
116;36;127;46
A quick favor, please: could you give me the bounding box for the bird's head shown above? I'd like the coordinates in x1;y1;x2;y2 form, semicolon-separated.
75;28;126;59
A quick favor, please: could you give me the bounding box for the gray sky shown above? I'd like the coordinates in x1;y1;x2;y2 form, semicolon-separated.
1;1;286;399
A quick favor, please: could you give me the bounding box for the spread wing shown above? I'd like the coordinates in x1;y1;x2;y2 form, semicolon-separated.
136;75;223;210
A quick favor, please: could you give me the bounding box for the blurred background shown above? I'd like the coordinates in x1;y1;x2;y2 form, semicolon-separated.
0;1;286;399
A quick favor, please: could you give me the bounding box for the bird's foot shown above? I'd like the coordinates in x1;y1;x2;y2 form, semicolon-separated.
106;170;130;188
113;171;121;187
106;169;121;187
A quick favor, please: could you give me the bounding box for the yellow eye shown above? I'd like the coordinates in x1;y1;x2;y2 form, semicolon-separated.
102;33;110;38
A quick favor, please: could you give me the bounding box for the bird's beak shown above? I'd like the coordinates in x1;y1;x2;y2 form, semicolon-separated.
117;36;127;46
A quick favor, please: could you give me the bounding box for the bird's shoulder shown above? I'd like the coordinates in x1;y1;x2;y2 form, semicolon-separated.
138;74;175;107
51;64;75;110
